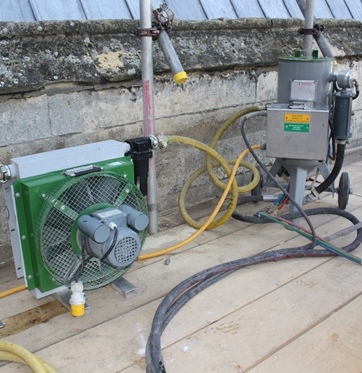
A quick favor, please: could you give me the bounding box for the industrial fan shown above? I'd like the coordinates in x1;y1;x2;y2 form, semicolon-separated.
1;140;148;298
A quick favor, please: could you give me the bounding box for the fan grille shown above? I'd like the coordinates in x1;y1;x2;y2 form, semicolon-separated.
36;171;147;290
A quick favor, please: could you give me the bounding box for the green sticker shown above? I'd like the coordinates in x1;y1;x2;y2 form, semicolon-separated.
284;123;310;133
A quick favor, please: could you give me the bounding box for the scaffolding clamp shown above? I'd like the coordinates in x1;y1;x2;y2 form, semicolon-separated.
153;2;174;32
298;24;324;36
137;27;159;40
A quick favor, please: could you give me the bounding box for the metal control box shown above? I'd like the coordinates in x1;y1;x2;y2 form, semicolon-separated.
266;104;329;161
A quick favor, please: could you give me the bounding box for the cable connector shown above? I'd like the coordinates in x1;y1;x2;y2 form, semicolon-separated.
69;281;86;317
108;222;117;231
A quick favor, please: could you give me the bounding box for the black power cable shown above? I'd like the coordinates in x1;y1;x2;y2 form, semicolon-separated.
100;227;118;262
238;111;318;248
146;110;359;372
73;227;119;283
146;207;362;373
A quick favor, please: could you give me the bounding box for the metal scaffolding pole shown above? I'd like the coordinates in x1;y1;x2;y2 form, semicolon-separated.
303;0;315;57
297;0;334;58
140;0;158;234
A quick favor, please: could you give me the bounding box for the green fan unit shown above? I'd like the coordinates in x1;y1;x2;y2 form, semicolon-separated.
2;140;149;298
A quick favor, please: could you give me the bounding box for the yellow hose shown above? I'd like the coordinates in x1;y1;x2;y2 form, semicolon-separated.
0;340;57;373
138;144;261;260
179;159;260;229
178;106;262;229
168;135;241;229
206;105;262;193
0;284;26;299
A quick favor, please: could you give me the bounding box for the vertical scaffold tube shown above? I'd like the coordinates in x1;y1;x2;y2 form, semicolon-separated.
303;0;314;57
140;0;158;234
297;0;334;58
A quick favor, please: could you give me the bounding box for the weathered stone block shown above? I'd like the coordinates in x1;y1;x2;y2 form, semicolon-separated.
0;95;50;146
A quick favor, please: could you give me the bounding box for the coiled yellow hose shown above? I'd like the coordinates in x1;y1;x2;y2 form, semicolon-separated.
206;105;262;192
168;135;241;228
179;159;260;229
138;144;261;260
178;106;262;229
0;340;57;373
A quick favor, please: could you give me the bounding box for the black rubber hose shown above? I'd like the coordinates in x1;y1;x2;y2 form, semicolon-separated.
315;142;346;194
146;208;362;373
237;195;264;205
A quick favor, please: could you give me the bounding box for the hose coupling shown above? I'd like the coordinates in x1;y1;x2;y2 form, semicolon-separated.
0;164;11;183
155;133;169;149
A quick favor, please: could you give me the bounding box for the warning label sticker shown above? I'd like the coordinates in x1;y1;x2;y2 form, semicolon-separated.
284;113;310;133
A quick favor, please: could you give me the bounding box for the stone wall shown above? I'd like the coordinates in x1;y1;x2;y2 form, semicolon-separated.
0;18;361;262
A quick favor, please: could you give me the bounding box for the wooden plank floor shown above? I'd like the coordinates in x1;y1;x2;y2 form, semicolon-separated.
1;160;362;372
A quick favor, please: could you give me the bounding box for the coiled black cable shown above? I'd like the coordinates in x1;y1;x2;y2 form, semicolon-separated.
146;208;362;373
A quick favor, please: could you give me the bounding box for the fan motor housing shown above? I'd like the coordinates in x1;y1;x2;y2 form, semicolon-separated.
78;206;148;268
3;140;148;298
